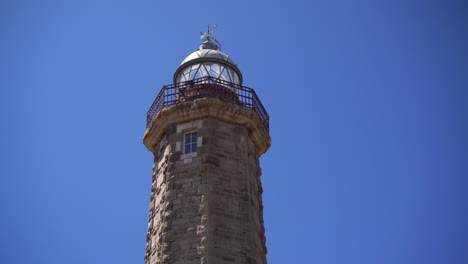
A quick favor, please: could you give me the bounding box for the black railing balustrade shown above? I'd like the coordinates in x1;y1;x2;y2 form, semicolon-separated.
146;76;269;132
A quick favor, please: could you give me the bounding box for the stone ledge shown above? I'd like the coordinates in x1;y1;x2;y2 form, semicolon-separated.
143;97;271;156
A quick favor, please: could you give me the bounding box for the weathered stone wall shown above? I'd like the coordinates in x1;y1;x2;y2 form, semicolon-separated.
145;118;267;264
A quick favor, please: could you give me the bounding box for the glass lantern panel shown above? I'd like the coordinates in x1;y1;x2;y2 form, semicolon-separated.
203;62;212;70
232;70;239;84
190;64;199;72
219;66;224;79
189;68;199;79
228;69;235;82
199;64;208;76
208;68;219;78
220;68;230;82
219;65;226;75
211;64;220;75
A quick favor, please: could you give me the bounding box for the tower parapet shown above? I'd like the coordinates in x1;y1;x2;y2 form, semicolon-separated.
143;31;271;264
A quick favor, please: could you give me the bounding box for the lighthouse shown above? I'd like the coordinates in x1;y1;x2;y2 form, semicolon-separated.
143;28;271;264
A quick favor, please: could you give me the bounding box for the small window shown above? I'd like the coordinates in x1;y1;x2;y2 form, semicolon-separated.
184;132;198;154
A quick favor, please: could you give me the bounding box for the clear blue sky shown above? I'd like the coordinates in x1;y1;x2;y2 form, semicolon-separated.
1;1;467;263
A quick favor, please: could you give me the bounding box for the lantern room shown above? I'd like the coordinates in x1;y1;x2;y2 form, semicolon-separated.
173;37;243;85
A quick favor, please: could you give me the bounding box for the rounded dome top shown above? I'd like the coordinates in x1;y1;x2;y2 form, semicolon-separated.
180;49;235;66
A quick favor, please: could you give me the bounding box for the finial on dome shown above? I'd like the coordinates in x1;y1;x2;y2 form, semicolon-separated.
199;25;222;51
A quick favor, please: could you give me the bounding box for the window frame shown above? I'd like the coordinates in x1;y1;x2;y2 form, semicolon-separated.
183;131;198;154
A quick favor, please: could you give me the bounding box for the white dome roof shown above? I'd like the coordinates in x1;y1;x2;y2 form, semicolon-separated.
181;49;235;65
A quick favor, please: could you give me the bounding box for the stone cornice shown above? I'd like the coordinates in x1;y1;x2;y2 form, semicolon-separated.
143;97;271;156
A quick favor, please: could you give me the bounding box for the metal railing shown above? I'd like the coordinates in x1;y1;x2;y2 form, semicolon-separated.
146;76;269;132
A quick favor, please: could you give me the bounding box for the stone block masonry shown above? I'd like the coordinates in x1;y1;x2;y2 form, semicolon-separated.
144;118;267;264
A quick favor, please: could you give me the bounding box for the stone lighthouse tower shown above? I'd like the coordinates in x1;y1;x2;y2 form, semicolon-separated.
143;29;271;264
